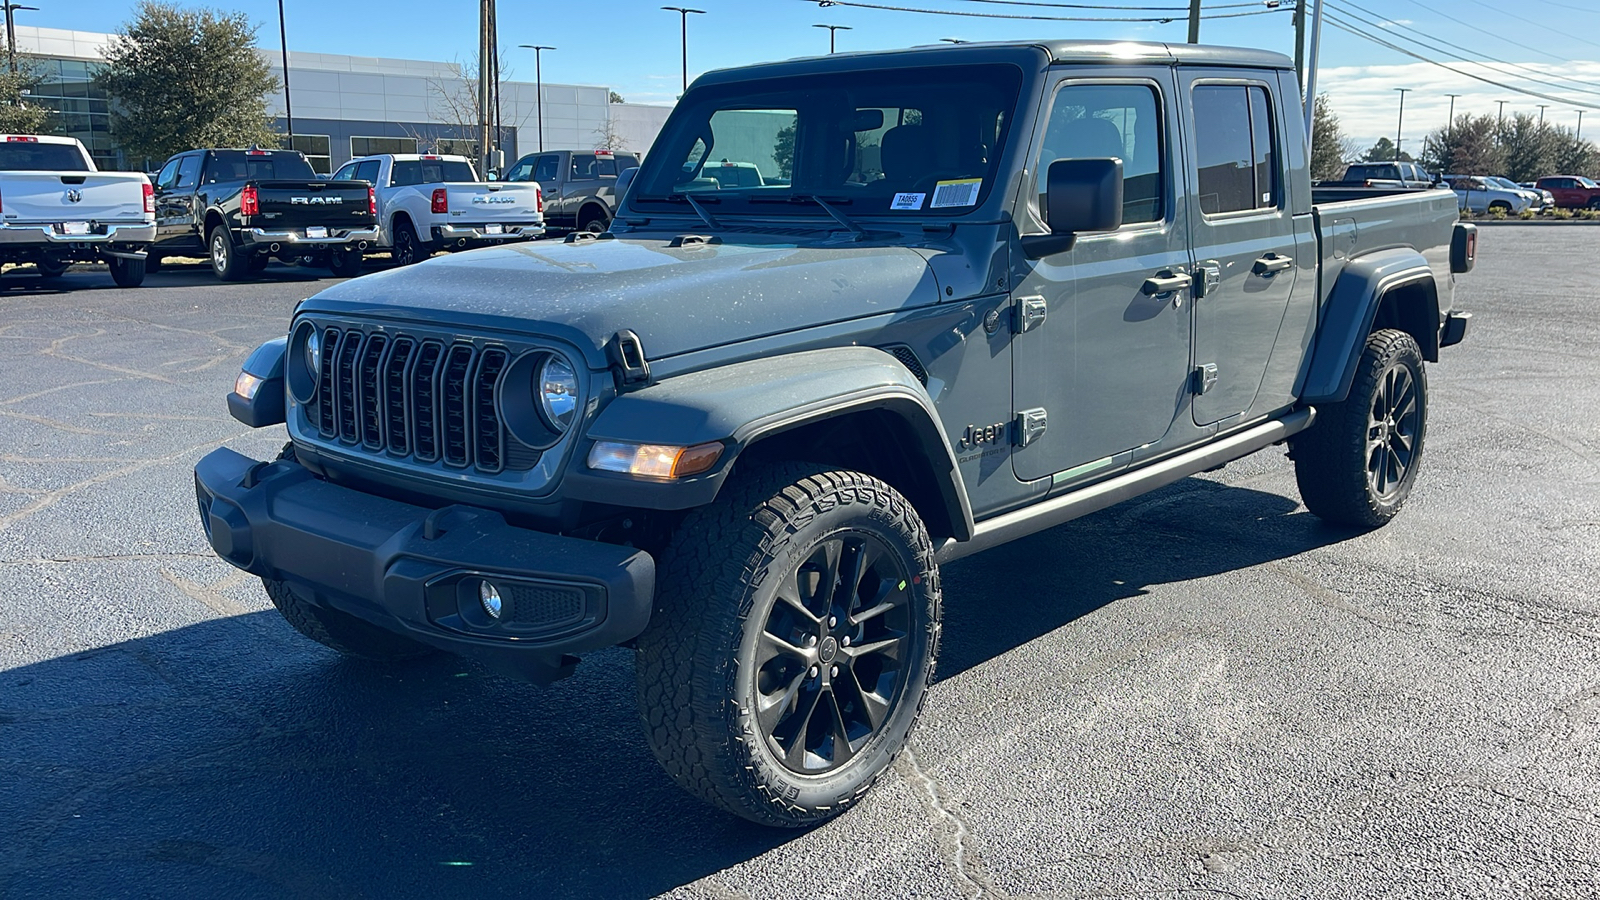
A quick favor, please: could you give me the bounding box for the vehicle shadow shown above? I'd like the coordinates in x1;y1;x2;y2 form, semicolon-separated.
0;477;1356;899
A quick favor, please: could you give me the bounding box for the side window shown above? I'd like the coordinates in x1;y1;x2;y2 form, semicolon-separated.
175;155;201;190
331;163;358;181
354;160;382;184
155;158;181;190
390;161;421;186
571;153;597;179
1035;82;1165;225
533;155;561;183
1192;83;1279;215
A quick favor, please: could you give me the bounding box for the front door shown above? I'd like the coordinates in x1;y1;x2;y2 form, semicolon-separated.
1179;74;1299;426
1011;69;1194;484
154;153;202;251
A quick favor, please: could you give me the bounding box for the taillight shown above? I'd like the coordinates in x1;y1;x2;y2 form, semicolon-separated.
368;185;376;216
536;185;543;213
431;188;448;214
142;182;154;214
241;184;259;217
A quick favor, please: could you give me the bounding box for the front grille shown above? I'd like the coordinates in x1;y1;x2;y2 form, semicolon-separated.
305;323;541;474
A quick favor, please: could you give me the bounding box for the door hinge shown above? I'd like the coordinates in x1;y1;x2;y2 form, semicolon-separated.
1194;262;1221;300
1192;363;1219;395
1015;408;1048;447
1014;295;1047;334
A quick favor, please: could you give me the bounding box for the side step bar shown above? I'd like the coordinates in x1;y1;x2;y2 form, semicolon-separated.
935;407;1316;564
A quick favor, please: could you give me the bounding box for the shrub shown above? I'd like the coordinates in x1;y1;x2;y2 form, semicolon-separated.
1552;207;1574;219
1518;208;1537;219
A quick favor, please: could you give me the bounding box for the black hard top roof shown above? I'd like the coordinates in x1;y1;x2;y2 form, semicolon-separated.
693;40;1293;87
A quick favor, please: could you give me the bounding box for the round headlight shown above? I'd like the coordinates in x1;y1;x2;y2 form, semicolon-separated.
305;327;322;375
538;355;578;431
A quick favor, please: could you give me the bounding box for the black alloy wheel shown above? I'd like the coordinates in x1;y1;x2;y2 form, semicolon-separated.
391;220;425;266
753;532;915;774
1365;353;1421;502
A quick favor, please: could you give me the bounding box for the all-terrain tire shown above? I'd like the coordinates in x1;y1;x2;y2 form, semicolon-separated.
1292;328;1427;528
263;578;437;661
635;463;941;828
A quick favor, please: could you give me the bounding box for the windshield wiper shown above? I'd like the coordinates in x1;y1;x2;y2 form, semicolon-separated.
665;192;722;230
750;194;868;240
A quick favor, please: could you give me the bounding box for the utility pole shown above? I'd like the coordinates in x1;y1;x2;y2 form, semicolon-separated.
662;7;705;95
3;3;37;75
1303;0;1324;148
1394;87;1409;160
518;45;554;152
1293;0;1306;94
277;0;293;145
1188;0;1201;44
1538;104;1549;127
478;0;502;176
813;24;851;54
1445;93;1460;137
1578;110;1585;142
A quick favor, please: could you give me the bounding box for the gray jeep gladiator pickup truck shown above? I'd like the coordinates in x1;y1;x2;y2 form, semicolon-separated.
196;41;1473;827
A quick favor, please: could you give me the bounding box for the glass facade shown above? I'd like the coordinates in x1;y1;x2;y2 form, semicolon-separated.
26;57;119;170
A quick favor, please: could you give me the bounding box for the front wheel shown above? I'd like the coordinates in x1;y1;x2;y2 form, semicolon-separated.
1292;328;1427;527
636;464;941;827
108;255;146;287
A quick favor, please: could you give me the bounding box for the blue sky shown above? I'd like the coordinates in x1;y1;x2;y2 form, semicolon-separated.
30;0;1600;147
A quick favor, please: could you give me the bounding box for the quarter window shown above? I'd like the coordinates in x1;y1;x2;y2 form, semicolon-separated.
1192;84;1280;215
1035;82;1165;225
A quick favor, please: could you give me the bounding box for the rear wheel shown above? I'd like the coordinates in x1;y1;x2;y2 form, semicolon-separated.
1488;200;1511;214
328;248;363;278
264;578;437;661
636;464;941;827
391;219;427;266
1292;328;1427;528
108;256;146;288
578;207;610;234
209;226;247;281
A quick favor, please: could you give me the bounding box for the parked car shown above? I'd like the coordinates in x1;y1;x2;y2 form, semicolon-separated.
0;134;153;286
503;149;640;234
201;40;1473;827
1442;176;1532;214
1333;161;1436;188
1534;174;1600;209
332;153;544;266
1482;175;1551;209
150;148;377;281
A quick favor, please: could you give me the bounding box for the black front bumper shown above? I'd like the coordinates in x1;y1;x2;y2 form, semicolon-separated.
194;447;655;683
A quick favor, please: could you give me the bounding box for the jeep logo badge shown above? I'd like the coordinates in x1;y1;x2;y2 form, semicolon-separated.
65;189;81;203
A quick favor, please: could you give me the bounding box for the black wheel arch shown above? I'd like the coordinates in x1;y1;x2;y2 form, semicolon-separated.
1299;248;1442;405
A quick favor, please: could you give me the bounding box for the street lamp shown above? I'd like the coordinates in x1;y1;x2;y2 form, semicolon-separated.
1578;110;1585;142
1537;104;1549;127
1445;93;1460;139
2;3;37;75
1394;87;1409;160
813;24;851;54
661;7;705;95
277;0;294;146
518;44;555;152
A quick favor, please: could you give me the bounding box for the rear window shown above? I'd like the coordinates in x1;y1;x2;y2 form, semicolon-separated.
391;159;478;186
1344;164;1398;181
0;142;90;171
206;150;316;182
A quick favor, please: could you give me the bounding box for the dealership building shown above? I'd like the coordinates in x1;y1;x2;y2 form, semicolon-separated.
14;25;672;173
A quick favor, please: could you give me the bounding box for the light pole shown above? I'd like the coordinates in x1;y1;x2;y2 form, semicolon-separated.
518;44;554;152
1394;87;1409;160
277;0;293;145
1578;110;1585;142
813;24;851;54
661;7;704;95
1445;93;1460;137
1538;104;1550;127
2;3;37;75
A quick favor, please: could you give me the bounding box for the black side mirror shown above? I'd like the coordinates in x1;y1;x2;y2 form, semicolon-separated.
1022;157;1123;259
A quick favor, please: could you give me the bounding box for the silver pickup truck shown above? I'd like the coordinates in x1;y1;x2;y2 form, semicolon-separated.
0;134;154;286
201;40;1473;827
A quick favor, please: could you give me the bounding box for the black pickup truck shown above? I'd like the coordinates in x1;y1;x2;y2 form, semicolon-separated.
149;148;378;281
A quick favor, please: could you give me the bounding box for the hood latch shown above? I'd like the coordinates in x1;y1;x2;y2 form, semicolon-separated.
607;329;651;391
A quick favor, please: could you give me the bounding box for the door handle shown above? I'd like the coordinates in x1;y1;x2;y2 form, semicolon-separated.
1141;271;1193;296
1253;253;1294;275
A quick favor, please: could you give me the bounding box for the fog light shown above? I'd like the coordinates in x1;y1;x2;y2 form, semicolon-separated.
479;580;503;619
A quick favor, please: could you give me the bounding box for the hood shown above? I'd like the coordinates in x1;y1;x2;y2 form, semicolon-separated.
306;236;944;362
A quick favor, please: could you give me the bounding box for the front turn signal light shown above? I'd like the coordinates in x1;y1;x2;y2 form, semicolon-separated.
587;441;723;479
234;370;264;400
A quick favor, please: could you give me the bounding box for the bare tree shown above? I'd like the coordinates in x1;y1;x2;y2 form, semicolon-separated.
591;117;628;152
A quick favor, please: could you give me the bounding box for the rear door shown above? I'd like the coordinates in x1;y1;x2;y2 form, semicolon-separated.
1179;72;1299;426
1010;68;1193;483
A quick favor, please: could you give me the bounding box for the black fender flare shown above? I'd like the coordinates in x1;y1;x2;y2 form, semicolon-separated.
1299;248;1440;405
565;346;975;541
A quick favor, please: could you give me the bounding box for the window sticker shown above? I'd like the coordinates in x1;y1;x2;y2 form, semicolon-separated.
891;192;926;210
930;178;982;208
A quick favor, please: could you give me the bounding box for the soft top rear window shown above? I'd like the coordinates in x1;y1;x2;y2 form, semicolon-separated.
206;150;316;182
0;142;90;172
634;64;1024;217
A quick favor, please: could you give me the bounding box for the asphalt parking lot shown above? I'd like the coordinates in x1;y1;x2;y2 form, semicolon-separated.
1;229;1596;900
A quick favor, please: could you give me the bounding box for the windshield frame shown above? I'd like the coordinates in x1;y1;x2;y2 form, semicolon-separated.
629;62;1029;221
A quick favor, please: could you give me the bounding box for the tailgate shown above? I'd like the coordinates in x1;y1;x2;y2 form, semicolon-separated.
443;182;540;221
253;180;373;229
1;172;148;223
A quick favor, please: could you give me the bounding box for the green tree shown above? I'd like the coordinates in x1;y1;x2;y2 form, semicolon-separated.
608;90;625;104
1498;112;1558;182
773;124;795;180
1310;94;1353;180
1362;137;1413;163
95;2;280;164
1547;127;1595;178
1419;114;1504;176
0;61;54;134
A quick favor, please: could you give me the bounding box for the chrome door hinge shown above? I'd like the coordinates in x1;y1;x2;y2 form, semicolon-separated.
1015;408;1048;447
1194;262;1221;300
1014;295;1047;334
1192;363;1219;395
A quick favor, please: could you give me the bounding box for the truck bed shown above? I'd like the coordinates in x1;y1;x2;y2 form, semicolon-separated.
1312;185;1460;309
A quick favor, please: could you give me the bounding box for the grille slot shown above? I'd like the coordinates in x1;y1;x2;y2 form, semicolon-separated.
305;324;541;475
505;583;586;628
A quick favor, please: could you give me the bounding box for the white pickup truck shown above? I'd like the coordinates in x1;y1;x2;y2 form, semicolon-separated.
332;154;543;266
0;134;154;286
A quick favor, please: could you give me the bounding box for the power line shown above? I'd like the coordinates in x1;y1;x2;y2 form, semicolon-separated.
799;0;1290;22
937;0;1266;10
1396;0;1568;62
1439;0;1600;54
1322;12;1600;113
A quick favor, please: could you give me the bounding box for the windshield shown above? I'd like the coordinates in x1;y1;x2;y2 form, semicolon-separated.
1581;177;1600;188
635;64;1023;217
0;142;90;171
